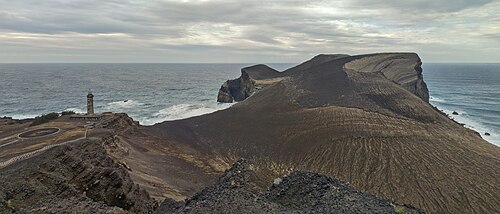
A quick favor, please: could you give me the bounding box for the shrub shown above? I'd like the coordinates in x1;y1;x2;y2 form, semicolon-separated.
61;110;76;115
30;112;59;126
395;207;405;214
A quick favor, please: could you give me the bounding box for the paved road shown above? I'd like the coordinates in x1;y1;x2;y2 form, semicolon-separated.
0;128;88;169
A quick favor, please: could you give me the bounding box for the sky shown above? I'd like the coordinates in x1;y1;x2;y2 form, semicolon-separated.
0;0;499;63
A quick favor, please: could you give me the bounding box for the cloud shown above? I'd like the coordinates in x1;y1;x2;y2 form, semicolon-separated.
0;0;499;62
349;0;494;13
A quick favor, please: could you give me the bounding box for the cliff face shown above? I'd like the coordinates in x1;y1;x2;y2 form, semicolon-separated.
344;53;429;102
148;53;500;213
218;53;429;104
217;70;255;103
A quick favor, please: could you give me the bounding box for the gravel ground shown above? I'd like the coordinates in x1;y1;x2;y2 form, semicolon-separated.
156;159;422;214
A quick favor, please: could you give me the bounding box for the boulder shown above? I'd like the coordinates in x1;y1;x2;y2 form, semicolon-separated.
452;111;459;115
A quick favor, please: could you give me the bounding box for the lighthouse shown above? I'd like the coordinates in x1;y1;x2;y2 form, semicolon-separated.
87;91;94;115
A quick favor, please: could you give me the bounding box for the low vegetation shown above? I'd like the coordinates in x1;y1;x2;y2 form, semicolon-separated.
61;110;76;116
30;112;59;126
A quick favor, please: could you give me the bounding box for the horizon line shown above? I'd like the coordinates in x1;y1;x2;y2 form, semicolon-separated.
1;61;500;64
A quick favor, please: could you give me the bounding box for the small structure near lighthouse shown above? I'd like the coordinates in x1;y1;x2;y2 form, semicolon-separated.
70;90;101;121
87;90;94;115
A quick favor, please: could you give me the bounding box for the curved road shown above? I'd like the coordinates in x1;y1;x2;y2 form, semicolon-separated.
0;128;88;169
0;127;61;149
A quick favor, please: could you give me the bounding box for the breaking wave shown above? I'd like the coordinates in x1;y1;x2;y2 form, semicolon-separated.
431;98;499;146
139;103;234;126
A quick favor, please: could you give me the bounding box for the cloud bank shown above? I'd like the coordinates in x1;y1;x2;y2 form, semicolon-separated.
0;0;498;62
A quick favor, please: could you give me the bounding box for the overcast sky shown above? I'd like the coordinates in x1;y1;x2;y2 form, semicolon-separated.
0;0;499;63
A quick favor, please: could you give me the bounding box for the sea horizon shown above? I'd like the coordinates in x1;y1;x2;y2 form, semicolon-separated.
1;62;499;147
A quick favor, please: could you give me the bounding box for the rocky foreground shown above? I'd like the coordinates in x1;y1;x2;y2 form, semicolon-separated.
0;137;418;213
1;53;499;213
0;136;157;213
155;159;421;213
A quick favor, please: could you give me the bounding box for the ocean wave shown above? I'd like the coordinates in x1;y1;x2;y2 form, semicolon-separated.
167;87;194;91
139;103;234;126
64;108;85;114
5;113;40;120
104;100;145;110
429;96;445;102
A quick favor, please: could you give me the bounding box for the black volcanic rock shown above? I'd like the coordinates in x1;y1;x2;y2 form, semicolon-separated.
157;159;421;214
452;111;459;115
217;70;255;103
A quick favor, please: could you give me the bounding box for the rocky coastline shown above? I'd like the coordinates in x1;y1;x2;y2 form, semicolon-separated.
1;53;499;213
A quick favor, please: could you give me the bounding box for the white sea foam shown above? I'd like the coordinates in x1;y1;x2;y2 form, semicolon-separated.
105;100;144;110
6;113;40;120
6;108;85;119
64;108;85;114
429;96;445;103
140;103;235;126
431;100;499;146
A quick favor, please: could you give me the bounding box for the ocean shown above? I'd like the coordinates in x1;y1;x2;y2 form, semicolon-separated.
0;63;498;146
423;63;500;146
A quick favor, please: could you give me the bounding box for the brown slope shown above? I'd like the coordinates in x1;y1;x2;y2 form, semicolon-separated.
135;53;499;213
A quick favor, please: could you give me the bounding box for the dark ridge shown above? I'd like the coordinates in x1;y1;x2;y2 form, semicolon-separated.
241;64;281;80
156;159;422;214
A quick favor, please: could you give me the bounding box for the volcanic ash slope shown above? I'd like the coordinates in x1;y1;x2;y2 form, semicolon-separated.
145;53;500;213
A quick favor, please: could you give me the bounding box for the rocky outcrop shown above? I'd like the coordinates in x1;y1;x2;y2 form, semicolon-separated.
156;159;421;213
0;137;157;213
217;54;351;103
217;70;255;103
99;113;140;130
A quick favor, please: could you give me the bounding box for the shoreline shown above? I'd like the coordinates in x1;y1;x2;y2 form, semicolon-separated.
3;102;499;147
428;96;499;146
